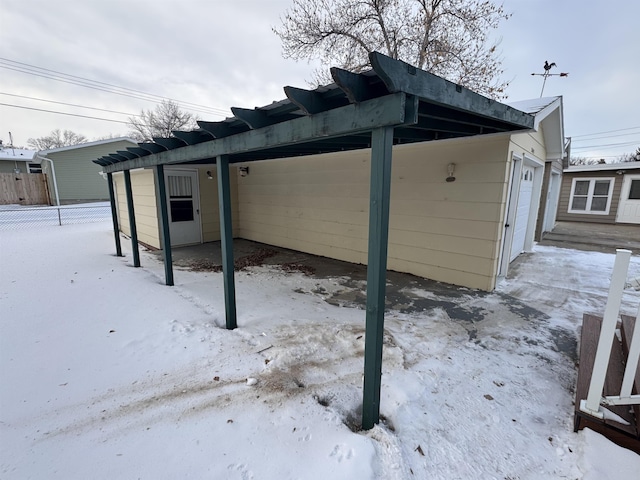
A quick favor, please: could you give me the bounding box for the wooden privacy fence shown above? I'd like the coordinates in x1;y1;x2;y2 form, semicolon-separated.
0;173;50;205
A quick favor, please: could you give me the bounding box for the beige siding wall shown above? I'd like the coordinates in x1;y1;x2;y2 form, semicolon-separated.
509;127;546;161
113;173;128;236
237;136;512;290
197;166;239;241
557;171;622;224
112;169;160;249
46;140;136;203
112;166;238;249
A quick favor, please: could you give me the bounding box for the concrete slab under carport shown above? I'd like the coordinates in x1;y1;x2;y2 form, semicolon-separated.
148;238;577;362
145;219;638;366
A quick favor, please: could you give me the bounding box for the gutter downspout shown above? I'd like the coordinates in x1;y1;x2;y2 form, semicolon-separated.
36;154;60;206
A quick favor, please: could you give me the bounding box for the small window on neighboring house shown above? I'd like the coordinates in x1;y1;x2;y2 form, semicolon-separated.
568;177;614;215
629;180;640;200
28;163;42;173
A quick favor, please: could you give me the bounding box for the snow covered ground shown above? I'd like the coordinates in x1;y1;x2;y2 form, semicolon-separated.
1;221;639;479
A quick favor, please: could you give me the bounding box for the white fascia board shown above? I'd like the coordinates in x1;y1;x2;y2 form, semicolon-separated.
38;137;138;155
564;161;640;173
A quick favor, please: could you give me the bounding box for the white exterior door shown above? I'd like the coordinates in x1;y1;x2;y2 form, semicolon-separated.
616;174;640;224
510;166;534;261
165;170;201;246
543;172;560;233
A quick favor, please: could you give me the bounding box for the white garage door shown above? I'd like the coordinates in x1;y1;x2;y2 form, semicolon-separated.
616;174;640;224
510;166;534;262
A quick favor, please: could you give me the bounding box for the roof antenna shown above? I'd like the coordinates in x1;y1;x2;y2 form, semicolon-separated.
531;61;568;97
8;131;15;155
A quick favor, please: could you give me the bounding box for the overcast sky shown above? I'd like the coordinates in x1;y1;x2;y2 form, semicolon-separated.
1;0;638;161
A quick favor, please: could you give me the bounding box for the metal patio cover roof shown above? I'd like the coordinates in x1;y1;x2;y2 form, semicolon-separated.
94;52;534;171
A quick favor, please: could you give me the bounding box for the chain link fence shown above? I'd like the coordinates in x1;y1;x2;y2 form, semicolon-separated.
0;203;111;230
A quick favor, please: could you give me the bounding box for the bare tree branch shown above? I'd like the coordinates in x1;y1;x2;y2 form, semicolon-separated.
273;0;510;99
28;129;88;150
615;147;640;163
127;100;198;143
570;157;607;166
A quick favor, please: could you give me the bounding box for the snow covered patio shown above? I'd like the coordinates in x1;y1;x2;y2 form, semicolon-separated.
1;222;639;478
145;238;584;360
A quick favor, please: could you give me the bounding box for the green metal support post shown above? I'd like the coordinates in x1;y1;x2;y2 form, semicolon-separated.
123;169;141;268
216;155;237;330
155;165;174;286
362;126;394;430
106;172;122;257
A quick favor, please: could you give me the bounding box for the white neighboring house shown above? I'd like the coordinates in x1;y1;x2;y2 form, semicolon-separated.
0;144;47;206
0;143;40;174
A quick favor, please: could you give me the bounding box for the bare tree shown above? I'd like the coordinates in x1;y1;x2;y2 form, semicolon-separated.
128;100;198;142
569;157;601;166
615;147;640;163
28;129;88;150
273;0;511;98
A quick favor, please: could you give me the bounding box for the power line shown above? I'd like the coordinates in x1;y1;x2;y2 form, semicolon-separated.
571;126;640;138
1;64;178;108
572;140;639;150
0;92;139;117
0;103;130;124
0;58;160;98
0;58;229;115
1;63;227;117
0;58;229;117
572;131;640;143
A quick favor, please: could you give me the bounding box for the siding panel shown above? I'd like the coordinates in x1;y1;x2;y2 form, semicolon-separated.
113;169;159;249
238;136;512;290
196;166;239;242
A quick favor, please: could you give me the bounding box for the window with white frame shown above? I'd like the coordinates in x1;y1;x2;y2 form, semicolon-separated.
568;177;615;214
629;179;640;200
